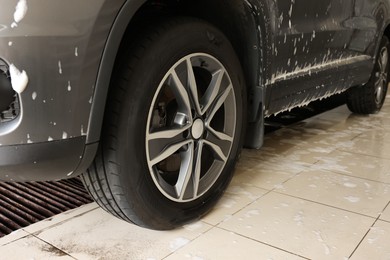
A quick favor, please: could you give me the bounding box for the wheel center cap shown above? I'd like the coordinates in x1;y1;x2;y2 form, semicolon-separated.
191;119;204;139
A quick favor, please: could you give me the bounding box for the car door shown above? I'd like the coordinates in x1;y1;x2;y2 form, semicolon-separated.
267;0;356;113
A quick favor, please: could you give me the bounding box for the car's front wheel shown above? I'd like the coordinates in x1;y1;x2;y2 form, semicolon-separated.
81;18;246;230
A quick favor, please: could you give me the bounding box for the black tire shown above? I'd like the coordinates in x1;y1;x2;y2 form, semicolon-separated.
347;36;390;114
81;17;246;230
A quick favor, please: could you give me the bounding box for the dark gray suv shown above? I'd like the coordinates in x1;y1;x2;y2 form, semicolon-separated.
0;0;389;230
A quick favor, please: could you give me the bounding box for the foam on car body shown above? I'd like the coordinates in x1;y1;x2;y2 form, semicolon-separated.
9;64;28;94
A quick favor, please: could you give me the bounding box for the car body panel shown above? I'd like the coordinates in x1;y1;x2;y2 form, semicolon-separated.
0;0;132;180
0;0;126;146
260;0;387;114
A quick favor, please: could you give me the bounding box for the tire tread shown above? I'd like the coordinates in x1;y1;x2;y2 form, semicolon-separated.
81;17;245;229
347;36;389;114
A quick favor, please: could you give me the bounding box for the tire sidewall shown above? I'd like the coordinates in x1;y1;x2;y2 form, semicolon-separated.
374;36;390;109
112;19;246;228
347;35;390;114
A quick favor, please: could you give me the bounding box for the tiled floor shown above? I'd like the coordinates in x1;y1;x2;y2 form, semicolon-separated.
2;101;390;259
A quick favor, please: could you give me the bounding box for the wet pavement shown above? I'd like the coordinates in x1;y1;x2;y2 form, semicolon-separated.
1;96;390;259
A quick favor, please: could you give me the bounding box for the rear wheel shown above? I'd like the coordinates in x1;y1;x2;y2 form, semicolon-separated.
81;18;245;230
347;36;389;114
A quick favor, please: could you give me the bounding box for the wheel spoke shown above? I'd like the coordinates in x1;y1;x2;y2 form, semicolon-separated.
149;140;192;166
200;69;225;115
148;124;191;140
148;123;191;165
207;126;233;142
378;57;383;72
375;75;383;87
170;69;193;120
381;49;388;72
186;58;202;115
376;86;383;102
203;139;228;162
175;141;194;199
192;141;203;197
206;84;233;124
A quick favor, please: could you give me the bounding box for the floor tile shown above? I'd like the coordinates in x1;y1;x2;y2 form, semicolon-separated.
242;141;328;166
239;151;308;171
324;104;351;115
338;137;390;160
166;227;305;260
275;169;390;218
0;229;29;246
311;150;390;184
237;147;322;192
357;128;390;144
291;113;373;135
202;184;268;226
35;208;212;260
253;115;365;160
367;112;388;121
260;133;340;156
219;192;374;260
233;166;297;191
0;235;72;259
235;150;314;190
350;221;390;260
380;204;390;222
23;203;98;235
378;107;390;119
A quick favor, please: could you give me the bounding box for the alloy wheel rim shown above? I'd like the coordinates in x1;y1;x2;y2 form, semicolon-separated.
375;47;388;104
145;53;237;202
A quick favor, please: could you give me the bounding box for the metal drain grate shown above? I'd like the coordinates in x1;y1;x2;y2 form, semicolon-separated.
0;178;92;237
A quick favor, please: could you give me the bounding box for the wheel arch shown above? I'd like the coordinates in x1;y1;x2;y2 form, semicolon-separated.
87;0;273;148
371;2;390;63
383;23;390;44
86;0;148;144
